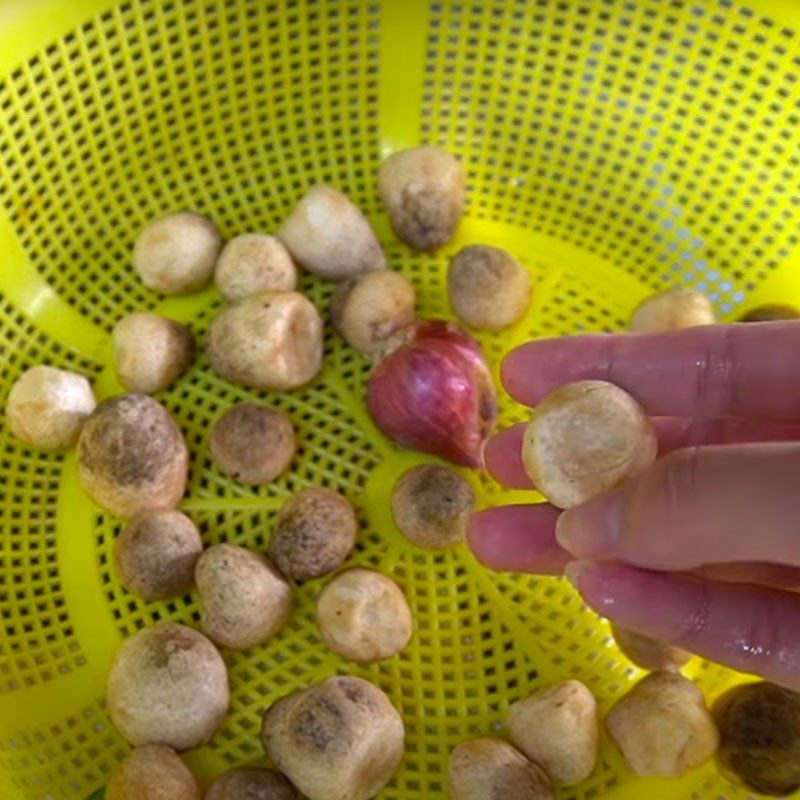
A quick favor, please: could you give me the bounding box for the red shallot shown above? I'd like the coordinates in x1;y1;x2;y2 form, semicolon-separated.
367;320;497;467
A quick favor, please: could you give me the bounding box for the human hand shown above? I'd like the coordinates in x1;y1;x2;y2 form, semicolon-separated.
469;321;800;689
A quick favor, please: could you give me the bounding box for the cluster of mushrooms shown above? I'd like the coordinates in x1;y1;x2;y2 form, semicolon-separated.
5;141;800;800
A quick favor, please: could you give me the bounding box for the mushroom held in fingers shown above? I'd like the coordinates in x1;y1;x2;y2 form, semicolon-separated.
522;380;657;509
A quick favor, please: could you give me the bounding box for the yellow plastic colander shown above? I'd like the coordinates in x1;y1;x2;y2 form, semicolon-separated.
2;0;800;798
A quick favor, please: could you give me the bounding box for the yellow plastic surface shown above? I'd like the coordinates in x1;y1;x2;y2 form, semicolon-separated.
2;1;800;799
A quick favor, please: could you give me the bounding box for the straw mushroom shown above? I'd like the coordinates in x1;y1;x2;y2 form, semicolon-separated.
261;676;404;800
278;186;385;281
195;544;293;650
215;234;298;302
522;380;657;509
379;146;465;251
113;313;194;394
133;210;221;295
207;292;323;390
107;622;229;751
115;510;202;601
6;365;95;450
77;393;188;518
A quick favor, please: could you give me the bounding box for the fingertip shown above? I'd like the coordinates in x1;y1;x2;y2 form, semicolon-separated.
467;504;567;574
483;425;532;489
555;488;624;558
499;346;526;397
501;334;616;405
500;339;555;402
466;509;496;566
467;507;519;569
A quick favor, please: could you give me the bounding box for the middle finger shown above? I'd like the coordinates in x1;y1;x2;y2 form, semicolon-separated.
484;418;800;490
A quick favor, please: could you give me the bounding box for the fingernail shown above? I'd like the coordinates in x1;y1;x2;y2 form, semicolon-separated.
556;488;623;557
479;434;493;472
564;559;594;591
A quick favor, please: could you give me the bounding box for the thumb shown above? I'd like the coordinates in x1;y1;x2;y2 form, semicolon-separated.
556;442;800;571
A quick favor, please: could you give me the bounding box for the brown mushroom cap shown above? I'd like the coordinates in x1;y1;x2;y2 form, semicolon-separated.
107;622;229;751
210;403;296;485
195;544;293;650
270;487;357;580
77;393;188;518
115;509;203;601
205;767;298;800
390;464;474;549
261;676;404;800
739;303;800;323
713;681;800;796
378;146;465;251
106;745;200;800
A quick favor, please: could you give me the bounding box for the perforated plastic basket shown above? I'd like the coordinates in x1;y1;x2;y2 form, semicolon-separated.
2;0;800;798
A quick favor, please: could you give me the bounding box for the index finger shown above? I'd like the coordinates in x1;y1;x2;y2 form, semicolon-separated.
502;321;800;420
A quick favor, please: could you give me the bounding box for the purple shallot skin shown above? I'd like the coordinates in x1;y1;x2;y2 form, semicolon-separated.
367;320;497;467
